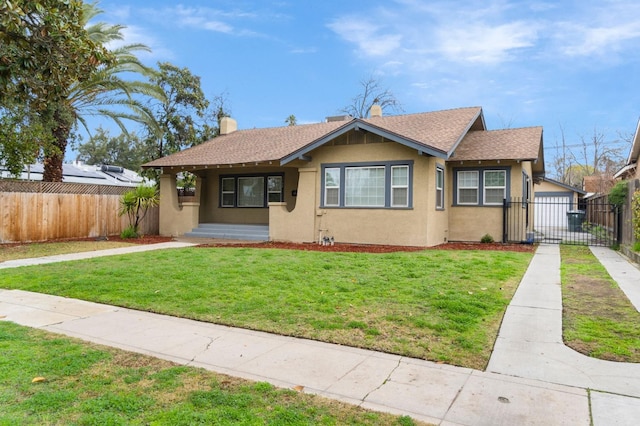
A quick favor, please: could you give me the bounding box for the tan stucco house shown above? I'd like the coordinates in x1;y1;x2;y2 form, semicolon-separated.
143;106;544;247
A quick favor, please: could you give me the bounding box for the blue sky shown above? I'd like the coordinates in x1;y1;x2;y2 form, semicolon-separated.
94;0;640;163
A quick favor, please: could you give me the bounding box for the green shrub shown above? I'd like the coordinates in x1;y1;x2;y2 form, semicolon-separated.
120;225;138;239
480;234;494;243
609;181;628;208
633;190;640;243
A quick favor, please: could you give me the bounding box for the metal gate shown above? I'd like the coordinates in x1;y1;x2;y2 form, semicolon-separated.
503;198;620;247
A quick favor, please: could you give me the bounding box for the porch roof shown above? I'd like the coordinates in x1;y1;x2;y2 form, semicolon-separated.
450;126;545;174
142;107;486;169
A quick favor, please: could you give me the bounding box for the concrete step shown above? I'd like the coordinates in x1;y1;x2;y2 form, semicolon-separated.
184;223;269;241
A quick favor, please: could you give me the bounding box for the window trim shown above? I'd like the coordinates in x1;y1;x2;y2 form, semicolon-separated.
320;161;413;209
390;165;409;208
219;173;284;208
453;167;511;206
457;170;479;205
483;169;507;206
435;165;445;210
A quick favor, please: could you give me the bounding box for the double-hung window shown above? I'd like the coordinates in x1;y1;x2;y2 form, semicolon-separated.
322;161;412;208
457;170;479;204
435;166;444;209
483;170;506;205
324;168;340;206
454;168;509;206
391;165;409;207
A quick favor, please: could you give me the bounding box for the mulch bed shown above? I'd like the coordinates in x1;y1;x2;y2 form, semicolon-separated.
195;240;537;253
2;235;536;253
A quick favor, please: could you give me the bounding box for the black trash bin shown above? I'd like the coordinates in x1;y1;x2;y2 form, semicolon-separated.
566;210;585;232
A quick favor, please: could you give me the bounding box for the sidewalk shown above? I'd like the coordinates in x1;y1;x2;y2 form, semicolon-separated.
1;242;640;424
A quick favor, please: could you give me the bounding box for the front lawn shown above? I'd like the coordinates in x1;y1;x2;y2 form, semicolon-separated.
0;321;419;425
1;247;532;369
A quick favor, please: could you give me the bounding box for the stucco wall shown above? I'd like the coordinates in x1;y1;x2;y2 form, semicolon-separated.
447;161;529;242
158;173;200;236
270;140;442;246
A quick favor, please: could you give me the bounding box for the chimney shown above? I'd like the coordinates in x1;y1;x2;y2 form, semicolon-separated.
220;117;237;135
369;104;382;118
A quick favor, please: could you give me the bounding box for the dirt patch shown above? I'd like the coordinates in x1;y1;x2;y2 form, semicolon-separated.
195;241;537;253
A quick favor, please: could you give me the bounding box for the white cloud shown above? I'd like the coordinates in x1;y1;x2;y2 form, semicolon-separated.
105;25;174;61
436;21;538;63
327;17;402;57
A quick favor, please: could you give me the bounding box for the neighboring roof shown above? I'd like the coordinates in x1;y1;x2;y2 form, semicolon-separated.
539;177;587;195
0;163;148;187
143;107;486;169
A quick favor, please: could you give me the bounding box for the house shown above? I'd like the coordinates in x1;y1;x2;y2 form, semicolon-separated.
615;117;640;180
0;162;149;187
142;106;544;247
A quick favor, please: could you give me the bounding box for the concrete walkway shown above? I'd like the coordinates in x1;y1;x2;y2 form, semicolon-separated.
1;242;640;425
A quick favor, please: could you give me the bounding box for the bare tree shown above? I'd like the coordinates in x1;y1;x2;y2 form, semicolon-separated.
340;75;403;118
549;125;631;187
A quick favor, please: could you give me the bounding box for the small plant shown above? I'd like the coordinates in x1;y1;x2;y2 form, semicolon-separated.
633;241;640;253
118;185;159;238
608;181;628;208
120;225;138;239
480;234;494;243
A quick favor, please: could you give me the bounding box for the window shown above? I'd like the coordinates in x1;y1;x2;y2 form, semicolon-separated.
483;170;506;204
391;165;409;207
220;174;283;207
345;166;385;207
221;177;235;207
324;168;340;206
454;167;510;206
436;166;444;209
268;176;283;203
457;170;479;204
321;161;412;208
238;177;264;207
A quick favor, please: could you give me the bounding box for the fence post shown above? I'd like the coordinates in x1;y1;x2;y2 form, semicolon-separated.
502;198;508;243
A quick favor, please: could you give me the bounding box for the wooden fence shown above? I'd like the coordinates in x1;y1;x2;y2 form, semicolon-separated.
0;181;159;243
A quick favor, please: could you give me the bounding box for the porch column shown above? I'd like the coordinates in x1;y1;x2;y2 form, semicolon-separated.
158;173;200;236
269;167;317;242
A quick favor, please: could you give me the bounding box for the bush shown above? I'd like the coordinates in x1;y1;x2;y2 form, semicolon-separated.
633;190;640;243
480;234;494;243
120;225;138;239
609;181;628;208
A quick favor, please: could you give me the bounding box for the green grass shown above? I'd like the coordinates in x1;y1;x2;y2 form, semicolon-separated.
0;240;136;262
560;245;640;361
0;247;532;369
0;321;420;425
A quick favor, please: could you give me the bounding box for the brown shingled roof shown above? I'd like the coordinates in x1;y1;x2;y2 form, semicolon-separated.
361;107;483;153
143;120;348;168
143;106;540;169
451;127;543;161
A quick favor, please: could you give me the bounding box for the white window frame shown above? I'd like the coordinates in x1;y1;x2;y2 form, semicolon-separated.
391;165;409;207
483;170;506;205
324;167;341;207
436;166;444;210
457;170;479;205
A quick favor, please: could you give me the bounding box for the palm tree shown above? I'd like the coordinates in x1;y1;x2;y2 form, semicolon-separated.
42;2;163;182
